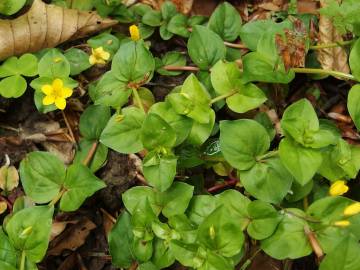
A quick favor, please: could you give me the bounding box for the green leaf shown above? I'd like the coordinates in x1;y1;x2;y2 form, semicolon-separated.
141;114;177;151
38;49;70;78
261;209;312;259
208;2;242;42
216;190;250;229
210;60;241;95
149;101;193;146
112;41;155;84
279;138;322;185
169;241;202;268
0;261;17;270
108;212;134;268
254;112;276;141
349;39;360;81
348;84;360;131
219;119;270;170
152;238;175;269
123;187;161;219
158;182;194;218
226;83;267;113
0;75;27;98
187;25;226;70
242;52;295;84
143;151;177;192
64;48;92;76
19;151;66;204
73;140;108;172
0;54;38;77
6;206;54;263
186;195;218;225
87;33;120;55
93;71;131;108
240;157;294;204
239;19;273;51
200;251;233;270
100;107;145;154
161;1;177;20
139;262;159;270
198;206;244;257
142;10;162;26
186;110;215;146
247;200;281;240
60;163;106;212
79;105;111;140
132;237;153;262
320;236;360;270
167;14;190;38
0;228;17;267
0;0;26;15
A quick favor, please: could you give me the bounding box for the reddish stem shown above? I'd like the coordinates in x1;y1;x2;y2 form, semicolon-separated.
207;179;238;193
163;65;200;71
82;141;98;166
0;196;12;212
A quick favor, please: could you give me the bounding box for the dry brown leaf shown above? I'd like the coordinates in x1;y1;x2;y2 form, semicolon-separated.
51;220;78;241
0;0;117;60
0;201;7;214
48;217;96;256
317;0;350;76
141;0;193;14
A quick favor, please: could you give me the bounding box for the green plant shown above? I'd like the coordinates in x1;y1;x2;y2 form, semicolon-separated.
2;1;360;270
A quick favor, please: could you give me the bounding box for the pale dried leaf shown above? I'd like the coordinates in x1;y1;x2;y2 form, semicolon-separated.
48;217;96;256
51;220;78;241
317;0;350;77
0;165;19;192
0;0;117;60
0;201;7;214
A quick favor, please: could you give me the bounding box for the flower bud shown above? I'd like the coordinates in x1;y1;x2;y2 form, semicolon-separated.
329;180;349;196
344;202;360;217
334;220;350;227
129;25;140;41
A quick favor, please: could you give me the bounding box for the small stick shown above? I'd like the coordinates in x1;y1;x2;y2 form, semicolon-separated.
82;141;98;166
61;110;76;143
304;225;324;260
100;208;117;224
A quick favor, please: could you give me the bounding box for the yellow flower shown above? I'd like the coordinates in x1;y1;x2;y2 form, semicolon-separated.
329;180;349;196
89;47;110;65
41;79;73;110
129;24;140;41
334;220;351;227
344;202;360;217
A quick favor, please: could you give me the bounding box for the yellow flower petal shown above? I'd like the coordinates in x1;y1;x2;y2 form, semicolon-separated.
101;50;110;60
52;78;63;90
61;87;73;98
41;84;53;95
329;180;349;196
129;24;140;41
344;202;360;217
43;95;55;105
55;98;67;110
89;55;97;65
334;220;350;227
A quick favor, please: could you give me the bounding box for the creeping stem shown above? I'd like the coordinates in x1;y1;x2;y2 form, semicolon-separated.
82;141;98;166
309;39;355;50
291;68;356;81
209;90;238;104
19;250;26;270
49;189;66;207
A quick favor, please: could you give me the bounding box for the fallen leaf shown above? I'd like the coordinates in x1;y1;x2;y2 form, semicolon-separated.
48;217;96;256
317;0;350;77
0;0;117;60
0;165;19;192
51;220;78;241
275;18;307;71
0;201;7;214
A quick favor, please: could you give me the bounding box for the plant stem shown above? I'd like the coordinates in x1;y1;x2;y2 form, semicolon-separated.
309;39;355;50
61;110;76;143
82;141;98;166
304;225;324;260
132;87;145;113
223;41;248;49
19;250;26;270
256;150;279;161
49;189;66;207
207;179;238;193
291;67;356;81
163;65;200;71
209;90;238;104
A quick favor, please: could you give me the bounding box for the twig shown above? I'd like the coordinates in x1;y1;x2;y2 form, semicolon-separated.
163;65;200;72
61;110;76;143
82;141;98;166
100;208;117;224
304;225;324;260
129;262;138;270
207;179;238;193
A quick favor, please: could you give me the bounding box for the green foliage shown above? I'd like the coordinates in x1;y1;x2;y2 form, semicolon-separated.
0;0;26;15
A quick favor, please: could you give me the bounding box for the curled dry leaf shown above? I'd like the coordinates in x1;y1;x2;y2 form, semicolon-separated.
0;201;7;214
0;165;19;193
141;0;193;14
317;0;350;77
48;217;96;256
0;0;117;60
50;220;78;241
